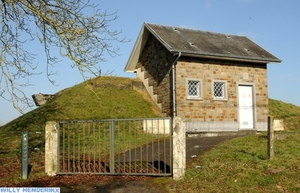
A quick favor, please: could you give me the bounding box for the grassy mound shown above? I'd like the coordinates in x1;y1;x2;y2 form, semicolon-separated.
0;76;162;152
269;98;300;130
1;75;300;190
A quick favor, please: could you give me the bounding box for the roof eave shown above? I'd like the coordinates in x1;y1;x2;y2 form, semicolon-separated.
171;51;282;64
124;24;151;72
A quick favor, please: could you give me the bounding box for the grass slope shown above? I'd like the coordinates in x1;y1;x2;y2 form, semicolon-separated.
1;76;300;191
0;76;162;152
269;98;300;129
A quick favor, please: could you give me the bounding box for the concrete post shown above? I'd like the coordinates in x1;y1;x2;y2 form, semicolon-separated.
268;116;274;160
173;117;186;180
45;121;58;176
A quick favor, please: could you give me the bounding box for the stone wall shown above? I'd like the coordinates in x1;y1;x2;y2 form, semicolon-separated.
136;35;269;132
175;57;269;131
137;35;176;115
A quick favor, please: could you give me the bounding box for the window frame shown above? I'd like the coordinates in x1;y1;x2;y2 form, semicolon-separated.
212;80;228;101
186;78;203;100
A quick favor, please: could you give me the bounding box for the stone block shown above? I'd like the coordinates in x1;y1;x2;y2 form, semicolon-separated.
143;119;170;134
273;119;284;131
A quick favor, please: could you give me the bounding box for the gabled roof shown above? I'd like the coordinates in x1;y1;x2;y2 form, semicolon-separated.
125;22;281;72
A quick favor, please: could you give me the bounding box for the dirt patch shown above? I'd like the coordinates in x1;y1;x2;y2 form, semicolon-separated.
12;175;166;193
60;177;168;193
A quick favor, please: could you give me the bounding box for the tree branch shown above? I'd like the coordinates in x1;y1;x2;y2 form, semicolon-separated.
0;0;128;113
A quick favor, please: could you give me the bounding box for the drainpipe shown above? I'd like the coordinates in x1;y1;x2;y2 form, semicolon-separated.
172;52;181;118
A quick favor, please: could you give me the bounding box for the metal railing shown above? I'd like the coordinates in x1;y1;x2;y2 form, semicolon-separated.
56;117;172;176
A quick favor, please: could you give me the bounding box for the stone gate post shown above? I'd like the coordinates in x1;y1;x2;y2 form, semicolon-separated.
45;121;58;176
173;117;186;180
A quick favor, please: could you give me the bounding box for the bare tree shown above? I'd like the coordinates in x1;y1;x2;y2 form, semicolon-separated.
0;0;126;112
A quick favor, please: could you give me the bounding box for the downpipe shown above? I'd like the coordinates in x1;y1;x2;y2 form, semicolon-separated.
172;52;181;118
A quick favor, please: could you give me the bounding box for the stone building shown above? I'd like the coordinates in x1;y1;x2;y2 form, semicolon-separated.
124;22;281;132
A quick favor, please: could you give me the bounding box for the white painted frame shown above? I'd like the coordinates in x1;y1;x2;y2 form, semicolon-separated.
212;80;228;101
186;78;203;100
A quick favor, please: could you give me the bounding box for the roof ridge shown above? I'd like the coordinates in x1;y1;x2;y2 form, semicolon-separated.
145;22;246;38
144;22;173;51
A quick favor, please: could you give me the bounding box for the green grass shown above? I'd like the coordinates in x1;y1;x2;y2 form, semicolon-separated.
269;98;300;130
169;131;300;193
1;76;300;191
164;99;300;193
0;76;162;184
0;76;161;152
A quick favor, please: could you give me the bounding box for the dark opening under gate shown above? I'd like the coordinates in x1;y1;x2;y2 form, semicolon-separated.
57;118;172;176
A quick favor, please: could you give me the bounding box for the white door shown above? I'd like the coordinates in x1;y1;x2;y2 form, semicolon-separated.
238;85;254;129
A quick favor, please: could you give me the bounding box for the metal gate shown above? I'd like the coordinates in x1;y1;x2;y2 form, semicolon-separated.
57;118;172;176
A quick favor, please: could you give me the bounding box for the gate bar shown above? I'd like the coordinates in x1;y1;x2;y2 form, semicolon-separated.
109;121;114;174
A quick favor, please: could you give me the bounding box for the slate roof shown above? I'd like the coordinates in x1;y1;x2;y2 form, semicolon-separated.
125;22;281;72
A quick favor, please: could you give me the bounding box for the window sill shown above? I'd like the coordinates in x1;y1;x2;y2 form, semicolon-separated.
186;97;203;100
212;98;228;101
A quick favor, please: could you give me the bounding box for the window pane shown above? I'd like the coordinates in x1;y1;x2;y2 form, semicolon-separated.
214;82;225;98
188;80;200;97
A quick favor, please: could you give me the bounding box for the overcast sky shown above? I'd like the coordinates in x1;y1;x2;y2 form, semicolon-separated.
1;0;299;125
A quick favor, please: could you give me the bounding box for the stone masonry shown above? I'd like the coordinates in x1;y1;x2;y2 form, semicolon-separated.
175;57;269;131
136;35;269;132
137;35;176;115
